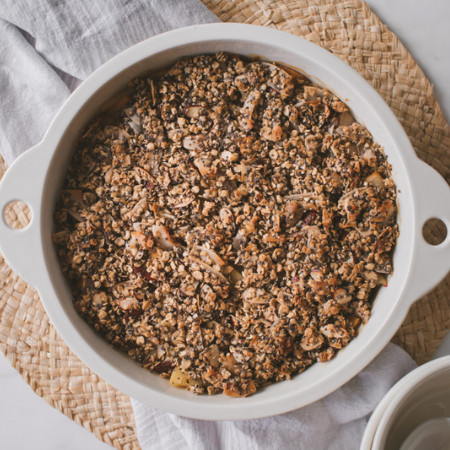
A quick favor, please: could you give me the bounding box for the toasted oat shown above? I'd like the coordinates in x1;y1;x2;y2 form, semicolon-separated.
53;53;398;396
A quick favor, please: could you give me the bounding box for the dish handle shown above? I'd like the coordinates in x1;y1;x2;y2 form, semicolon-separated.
0;144;47;288
404;159;450;304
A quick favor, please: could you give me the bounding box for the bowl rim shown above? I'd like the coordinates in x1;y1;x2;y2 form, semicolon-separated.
361;356;450;450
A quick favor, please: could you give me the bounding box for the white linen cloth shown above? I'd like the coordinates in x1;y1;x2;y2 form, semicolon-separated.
0;2;417;449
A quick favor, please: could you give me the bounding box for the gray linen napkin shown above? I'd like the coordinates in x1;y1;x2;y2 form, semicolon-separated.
0;3;417;449
0;0;219;165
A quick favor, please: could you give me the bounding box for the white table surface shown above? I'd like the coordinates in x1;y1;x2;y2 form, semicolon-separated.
1;1;449;449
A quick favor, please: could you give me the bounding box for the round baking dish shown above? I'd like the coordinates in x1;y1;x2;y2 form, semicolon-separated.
1;24;450;421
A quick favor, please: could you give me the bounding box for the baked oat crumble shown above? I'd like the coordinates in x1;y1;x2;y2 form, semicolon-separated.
53;53;398;397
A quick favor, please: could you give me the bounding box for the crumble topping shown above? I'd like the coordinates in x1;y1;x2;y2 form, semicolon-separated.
53;53;397;397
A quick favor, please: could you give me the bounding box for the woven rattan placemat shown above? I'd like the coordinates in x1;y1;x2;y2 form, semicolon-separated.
1;1;449;448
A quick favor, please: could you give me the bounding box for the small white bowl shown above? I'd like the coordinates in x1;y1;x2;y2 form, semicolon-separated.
361;356;450;449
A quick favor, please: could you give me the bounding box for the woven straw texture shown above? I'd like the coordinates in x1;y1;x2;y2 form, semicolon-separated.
1;0;449;448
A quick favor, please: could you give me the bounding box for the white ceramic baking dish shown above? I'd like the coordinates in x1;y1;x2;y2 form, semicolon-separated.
1;24;450;421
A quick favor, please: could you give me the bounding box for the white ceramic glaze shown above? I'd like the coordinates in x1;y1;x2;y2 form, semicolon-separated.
399;418;450;450
360;357;447;449
363;356;450;450
1;24;450;421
